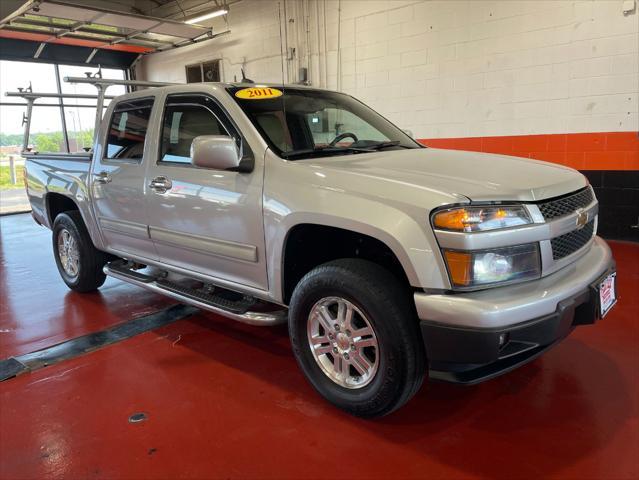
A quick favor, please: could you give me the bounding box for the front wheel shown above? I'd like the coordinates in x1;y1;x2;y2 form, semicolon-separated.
288;259;426;418
52;211;110;292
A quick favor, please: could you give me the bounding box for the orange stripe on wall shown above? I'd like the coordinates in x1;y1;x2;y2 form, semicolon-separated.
418;132;639;171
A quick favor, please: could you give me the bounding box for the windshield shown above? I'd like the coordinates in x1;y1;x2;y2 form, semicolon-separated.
228;86;422;159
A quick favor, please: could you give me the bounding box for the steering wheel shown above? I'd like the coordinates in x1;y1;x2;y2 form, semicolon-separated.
329;132;359;147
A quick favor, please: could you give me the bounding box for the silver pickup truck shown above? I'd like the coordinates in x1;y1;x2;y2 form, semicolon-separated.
24;83;616;417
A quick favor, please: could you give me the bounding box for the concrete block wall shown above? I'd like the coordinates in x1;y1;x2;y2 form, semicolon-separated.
138;0;638;140
137;0;639;239
136;1;285;85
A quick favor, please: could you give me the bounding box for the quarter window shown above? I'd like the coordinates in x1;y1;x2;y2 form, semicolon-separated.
105;98;154;160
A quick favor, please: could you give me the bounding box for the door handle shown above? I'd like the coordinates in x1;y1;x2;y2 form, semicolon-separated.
149;176;172;193
94;171;111;184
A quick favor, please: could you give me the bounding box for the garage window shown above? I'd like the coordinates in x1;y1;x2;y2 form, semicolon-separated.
185;60;221;83
0;61;126;154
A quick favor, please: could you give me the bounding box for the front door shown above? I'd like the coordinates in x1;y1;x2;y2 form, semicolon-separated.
144;93;267;290
91;96;158;261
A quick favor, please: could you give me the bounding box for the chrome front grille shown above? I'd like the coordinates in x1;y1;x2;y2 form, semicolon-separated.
551;220;595;260
538;187;594;220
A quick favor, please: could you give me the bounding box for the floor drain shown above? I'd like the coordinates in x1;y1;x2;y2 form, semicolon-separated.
128;412;148;423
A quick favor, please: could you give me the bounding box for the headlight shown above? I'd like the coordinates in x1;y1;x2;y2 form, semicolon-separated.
443;243;541;288
433;205;532;232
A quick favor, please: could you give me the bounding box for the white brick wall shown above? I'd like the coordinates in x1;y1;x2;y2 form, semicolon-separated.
138;0;639;139
137;1;285;85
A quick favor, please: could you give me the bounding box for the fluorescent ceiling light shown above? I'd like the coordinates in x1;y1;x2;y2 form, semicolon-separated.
185;9;228;24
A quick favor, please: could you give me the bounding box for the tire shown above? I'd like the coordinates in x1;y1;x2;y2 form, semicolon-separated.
52;211;110;292
288;259;426;418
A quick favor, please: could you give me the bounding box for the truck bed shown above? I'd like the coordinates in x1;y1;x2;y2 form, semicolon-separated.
24;152;92;229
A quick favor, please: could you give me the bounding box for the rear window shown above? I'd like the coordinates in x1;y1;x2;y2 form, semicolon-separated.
105;98;154;160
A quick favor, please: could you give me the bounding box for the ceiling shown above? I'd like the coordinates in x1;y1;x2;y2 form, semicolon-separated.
0;0;230;67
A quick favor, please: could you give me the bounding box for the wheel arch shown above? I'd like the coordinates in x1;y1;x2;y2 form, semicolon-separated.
46;192;80;226
45;192;104;251
280;221;419;305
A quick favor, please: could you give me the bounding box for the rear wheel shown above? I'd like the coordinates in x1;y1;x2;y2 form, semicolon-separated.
288;259;426;418
52;211;110;292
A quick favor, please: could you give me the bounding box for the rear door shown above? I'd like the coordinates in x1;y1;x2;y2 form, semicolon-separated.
91;97;158;260
144;93;268;290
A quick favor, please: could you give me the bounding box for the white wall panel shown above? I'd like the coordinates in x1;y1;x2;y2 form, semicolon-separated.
138;0;639;138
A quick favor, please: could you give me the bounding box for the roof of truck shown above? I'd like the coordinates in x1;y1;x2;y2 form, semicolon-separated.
112;82;342;102
207;82;331;90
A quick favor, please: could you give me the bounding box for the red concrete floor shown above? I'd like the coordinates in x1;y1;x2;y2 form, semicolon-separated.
0;214;175;357
1;213;638;479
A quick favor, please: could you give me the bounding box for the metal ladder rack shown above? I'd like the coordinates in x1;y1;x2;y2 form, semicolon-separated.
63;76;179;135
4;74;180;153
4;90;116;152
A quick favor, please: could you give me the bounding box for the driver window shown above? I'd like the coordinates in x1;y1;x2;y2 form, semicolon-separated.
160;98;230;164
305;108;388;147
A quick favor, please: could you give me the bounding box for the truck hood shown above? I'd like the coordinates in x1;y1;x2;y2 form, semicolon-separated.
310;148;587;202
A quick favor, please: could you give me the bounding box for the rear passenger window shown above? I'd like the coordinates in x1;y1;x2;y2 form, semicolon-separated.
159;95;230;165
105;98;154;160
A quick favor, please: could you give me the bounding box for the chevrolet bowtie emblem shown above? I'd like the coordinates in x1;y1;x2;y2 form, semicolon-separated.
575;209;588;229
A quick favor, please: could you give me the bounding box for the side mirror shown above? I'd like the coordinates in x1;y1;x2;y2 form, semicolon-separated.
191;135;241;170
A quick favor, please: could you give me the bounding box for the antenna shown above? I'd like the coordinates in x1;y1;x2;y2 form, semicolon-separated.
240;68;254;83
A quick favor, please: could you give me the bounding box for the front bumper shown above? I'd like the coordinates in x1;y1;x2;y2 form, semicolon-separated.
415;236;615;384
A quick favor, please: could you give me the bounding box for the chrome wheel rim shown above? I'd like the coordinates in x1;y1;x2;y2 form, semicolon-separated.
307;296;379;389
57;229;80;278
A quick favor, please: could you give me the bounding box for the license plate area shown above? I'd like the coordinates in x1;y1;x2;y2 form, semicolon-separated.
597;271;617;318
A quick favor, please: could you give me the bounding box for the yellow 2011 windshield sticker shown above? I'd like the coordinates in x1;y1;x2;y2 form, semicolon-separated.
235;87;283;100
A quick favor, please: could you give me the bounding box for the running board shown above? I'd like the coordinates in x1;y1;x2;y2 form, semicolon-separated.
104;262;287;326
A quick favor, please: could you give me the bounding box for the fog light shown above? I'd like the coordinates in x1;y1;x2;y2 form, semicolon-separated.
474;252;511;283
498;332;509;348
443;243;541;289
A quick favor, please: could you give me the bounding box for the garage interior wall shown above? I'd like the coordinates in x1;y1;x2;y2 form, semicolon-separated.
137;0;639;240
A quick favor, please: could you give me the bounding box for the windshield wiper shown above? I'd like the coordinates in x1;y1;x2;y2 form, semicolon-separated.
363;140;413;150
280;146;374;159
280;141;415;159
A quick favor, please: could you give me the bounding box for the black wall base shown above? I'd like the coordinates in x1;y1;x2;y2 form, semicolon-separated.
582;170;639;242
